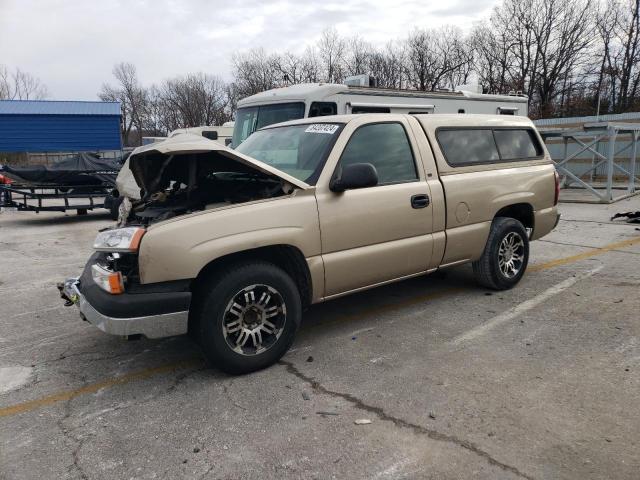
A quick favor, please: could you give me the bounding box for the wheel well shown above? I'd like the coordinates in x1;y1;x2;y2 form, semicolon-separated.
192;245;313;308
494;203;534;229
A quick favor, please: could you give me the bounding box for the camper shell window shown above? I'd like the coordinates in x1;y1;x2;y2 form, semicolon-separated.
436;127;543;167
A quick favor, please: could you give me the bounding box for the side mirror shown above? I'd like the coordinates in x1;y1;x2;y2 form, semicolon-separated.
330;163;378;192
225;138;232;147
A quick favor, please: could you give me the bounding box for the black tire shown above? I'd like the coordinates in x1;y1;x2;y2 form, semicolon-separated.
108;195;124;221
195;261;301;374
472;217;529;290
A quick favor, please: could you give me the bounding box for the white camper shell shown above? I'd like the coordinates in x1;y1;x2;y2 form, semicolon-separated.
231;82;528;146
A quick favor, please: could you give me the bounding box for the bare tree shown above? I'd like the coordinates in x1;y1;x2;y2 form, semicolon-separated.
0;65;48;100
487;0;596;116
222;0;640;118
231;48;281;99
0;66;9;100
371;41;407;88
318;28;346;82
156;73;231;131
596;0;640;112
299;47;322;83
343;36;373;77
99;62;148;146
405;27;472;91
531;0;596;116
470;24;515;94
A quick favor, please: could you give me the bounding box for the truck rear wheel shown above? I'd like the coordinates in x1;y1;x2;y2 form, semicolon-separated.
472;217;529;290
195;261;301;374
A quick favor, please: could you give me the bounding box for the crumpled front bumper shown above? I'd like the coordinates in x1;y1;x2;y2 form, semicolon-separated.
58;273;190;339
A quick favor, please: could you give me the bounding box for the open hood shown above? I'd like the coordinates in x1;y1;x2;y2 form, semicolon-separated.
128;134;310;192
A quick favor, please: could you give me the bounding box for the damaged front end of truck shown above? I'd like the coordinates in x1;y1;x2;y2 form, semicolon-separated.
58;134;308;339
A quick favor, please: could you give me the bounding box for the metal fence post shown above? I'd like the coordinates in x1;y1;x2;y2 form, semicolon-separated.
630;131;638;194
606;126;617;202
561;137;568;187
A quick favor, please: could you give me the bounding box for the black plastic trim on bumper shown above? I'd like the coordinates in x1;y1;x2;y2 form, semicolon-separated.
79;254;192;319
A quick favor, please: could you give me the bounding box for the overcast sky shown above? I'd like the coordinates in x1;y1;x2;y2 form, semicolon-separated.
0;0;498;100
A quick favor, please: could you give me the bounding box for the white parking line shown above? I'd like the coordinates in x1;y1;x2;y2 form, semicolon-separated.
451;266;604;346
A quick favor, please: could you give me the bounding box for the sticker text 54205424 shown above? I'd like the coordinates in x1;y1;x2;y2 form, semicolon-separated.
305;124;340;134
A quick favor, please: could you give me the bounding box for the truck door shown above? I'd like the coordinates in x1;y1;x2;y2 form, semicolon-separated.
315;117;434;297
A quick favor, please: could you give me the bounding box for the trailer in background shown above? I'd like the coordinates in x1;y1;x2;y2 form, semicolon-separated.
0;183;113;215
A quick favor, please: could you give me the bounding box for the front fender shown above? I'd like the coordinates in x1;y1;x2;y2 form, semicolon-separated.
138;193;320;284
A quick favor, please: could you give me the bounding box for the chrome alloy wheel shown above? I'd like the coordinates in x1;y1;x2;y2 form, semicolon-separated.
222;284;286;355
498;232;525;278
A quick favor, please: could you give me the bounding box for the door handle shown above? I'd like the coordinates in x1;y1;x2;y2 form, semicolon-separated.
411;194;430;209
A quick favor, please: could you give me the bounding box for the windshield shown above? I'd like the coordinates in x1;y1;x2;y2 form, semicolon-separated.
231;102;305;147
235;123;343;185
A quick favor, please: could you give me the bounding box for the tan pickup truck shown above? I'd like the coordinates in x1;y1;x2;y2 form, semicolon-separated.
60;114;560;373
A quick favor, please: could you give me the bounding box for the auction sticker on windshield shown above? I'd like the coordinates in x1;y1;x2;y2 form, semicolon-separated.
305;124;340;134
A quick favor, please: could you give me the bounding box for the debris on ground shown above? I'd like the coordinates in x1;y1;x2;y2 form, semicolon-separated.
316;411;339;416
354;419;372;425
428;411;436;419
306;356;314;363
302;391;310;401
611;211;640;223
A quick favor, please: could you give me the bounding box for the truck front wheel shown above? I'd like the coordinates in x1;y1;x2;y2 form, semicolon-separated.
472;217;529;290
195;261;301;374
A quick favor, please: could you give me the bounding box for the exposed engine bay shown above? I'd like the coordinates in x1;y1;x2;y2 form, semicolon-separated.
118;151;294;226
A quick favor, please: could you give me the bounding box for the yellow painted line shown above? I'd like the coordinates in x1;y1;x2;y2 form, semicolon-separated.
1;234;639;419
529;236;640;272
0;359;200;418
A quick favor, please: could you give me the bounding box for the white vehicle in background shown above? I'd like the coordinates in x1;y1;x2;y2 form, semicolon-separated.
231;76;528;146
107;123;235;215
169;122;234;145
142;136;167;146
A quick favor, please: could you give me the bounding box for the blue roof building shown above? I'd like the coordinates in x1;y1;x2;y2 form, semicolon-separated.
0;100;122;152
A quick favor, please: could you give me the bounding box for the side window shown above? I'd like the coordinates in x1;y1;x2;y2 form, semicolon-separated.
437;129;500;166
351;105;391;114
493;129;543;159
309;102;337;117
338;123;418;185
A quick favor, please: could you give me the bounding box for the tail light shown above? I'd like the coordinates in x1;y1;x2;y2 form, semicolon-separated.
554;170;560;206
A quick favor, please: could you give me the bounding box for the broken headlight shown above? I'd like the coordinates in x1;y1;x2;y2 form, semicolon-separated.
93;227;145;253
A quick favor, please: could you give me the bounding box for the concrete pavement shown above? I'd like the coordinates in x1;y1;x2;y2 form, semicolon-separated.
1;197;639;479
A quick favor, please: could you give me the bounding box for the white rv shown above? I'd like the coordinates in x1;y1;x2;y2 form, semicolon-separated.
231;81;528;146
